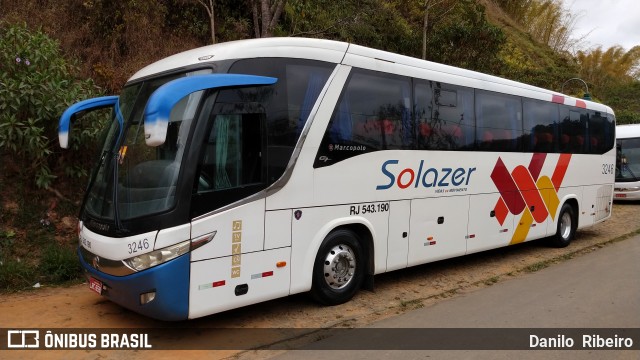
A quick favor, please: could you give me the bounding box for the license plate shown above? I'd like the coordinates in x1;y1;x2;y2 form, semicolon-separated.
89;277;103;295
615;194;627;198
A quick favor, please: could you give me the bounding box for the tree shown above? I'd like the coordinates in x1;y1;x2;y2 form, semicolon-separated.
192;0;216;43
425;0;506;74
577;45;640;92
197;0;216;44
0;23;103;188
251;0;286;38
496;0;587;53
421;0;456;60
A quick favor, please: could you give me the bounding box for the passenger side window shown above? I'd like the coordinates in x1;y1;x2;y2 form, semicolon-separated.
588;110;614;154
476;90;522;152
559;108;588;153
415;81;475;151
523;99;559;153
315;69;411;167
229;58;334;181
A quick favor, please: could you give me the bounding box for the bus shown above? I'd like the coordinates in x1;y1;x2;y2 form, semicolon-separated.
59;37;616;321
614;124;640;200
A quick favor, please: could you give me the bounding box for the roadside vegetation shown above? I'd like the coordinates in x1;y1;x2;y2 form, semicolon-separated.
1;0;639;291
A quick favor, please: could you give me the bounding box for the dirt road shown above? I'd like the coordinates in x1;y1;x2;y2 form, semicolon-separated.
2;202;639;359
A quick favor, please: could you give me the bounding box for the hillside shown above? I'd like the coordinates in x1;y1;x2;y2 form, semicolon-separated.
2;0;582;93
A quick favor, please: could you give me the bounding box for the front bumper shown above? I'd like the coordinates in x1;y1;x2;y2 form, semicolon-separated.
79;247;190;321
613;188;640;201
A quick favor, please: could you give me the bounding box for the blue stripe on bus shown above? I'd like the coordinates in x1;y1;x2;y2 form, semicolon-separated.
79;248;191;321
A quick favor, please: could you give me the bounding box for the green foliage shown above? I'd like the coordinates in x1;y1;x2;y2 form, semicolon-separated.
426;1;506;74
495;0;581;52
601;81;640;124
0;22;103;188
0;257;36;291
39;243;81;283
283;0;420;56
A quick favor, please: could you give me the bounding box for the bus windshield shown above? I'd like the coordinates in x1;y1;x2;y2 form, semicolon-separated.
616;137;640;182
84;70;211;223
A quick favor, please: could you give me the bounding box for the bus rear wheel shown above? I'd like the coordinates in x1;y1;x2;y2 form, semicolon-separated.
549;203;576;248
311;229;364;306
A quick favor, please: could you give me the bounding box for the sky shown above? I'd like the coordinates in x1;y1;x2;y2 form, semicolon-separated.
563;0;640;51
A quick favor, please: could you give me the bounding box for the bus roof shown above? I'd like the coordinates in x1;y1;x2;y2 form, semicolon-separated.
616;124;640;139
129;37;613;114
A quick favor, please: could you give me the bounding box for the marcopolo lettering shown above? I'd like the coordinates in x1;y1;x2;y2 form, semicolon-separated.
376;160;476;190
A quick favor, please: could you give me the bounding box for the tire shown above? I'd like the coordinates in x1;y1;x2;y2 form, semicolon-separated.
311;229;365;306
548;203;576;248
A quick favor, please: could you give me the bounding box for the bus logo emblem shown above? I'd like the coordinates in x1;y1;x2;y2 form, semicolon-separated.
491;153;571;244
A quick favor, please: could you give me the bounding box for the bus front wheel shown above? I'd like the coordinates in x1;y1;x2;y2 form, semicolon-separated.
311;229;364;306
549;203;577;248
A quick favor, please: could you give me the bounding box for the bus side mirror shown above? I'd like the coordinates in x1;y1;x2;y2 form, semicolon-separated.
143;74;277;146
59;96;119;149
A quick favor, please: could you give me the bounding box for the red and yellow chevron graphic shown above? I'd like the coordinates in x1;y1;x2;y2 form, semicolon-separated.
490;153;571;245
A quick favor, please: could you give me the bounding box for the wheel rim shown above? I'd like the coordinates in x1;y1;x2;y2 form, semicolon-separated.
559;211;572;240
322;244;357;290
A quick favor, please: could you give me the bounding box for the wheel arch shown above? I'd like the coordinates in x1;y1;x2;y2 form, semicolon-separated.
332;222;375;290
558;195;579;228
563;197;579;223
294;217;376;295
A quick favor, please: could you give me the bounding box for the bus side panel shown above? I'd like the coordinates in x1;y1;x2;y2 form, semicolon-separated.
289;204;389;295
191;200;266;261
579;184;613;228
264;209;292;250
466;193;516;254
386;200;410;272
520;189;550;241
407;196;469;267
548;187;582;235
595;184;614;223
188;247;291;319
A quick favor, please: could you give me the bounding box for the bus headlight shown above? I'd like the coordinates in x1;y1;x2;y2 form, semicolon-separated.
124;240;190;272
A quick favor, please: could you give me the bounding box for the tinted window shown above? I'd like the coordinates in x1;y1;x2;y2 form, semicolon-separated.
476;90;522;152
415;81;475;150
559;107;588;153
523;99;559;153
198;111;264;192
588;110;614;154
229;58;334;180
315;69;412;167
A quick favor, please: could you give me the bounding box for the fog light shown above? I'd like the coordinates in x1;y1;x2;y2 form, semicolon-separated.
140;291;156;305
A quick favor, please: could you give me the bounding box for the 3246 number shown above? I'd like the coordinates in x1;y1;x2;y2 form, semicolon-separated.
127;239;149;254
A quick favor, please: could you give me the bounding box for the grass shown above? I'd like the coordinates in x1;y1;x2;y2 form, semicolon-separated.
0;183;83;292
484;276;500;285
400;298;424;309
0;258;36;290
39;243;81;283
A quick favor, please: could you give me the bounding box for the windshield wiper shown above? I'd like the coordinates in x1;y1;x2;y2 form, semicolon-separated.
621;164;639;182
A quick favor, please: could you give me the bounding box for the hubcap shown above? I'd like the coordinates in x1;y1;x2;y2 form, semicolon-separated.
322;244;357;290
560;211;572;240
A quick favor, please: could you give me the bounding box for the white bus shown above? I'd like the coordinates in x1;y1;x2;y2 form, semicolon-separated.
614;124;640;200
59;38;616;321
